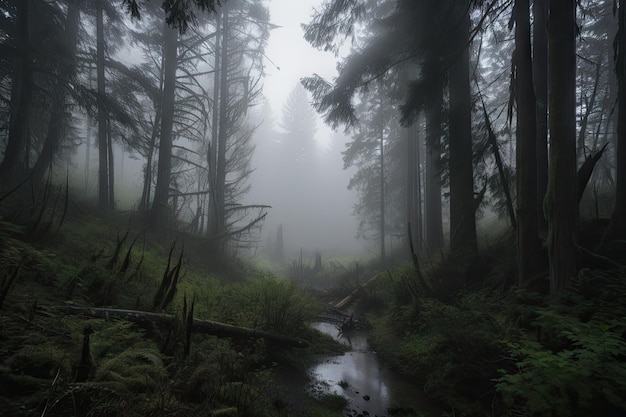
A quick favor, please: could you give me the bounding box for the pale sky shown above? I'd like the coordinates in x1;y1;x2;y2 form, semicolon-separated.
263;0;339;142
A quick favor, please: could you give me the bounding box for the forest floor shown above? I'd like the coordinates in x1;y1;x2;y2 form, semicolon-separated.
0;200;351;417
355;225;626;417
2;191;626;417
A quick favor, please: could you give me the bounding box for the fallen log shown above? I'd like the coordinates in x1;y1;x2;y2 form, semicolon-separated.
48;305;309;348
333;273;380;310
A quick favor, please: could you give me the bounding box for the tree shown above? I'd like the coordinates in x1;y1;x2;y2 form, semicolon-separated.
30;0;81;185
122;0;222;33
513;0;540;283
0;0;33;183
206;0;271;252
303;0;481;261
150;22;179;228
546;0;578;293
342;80;391;252
423;56;444;253
96;0;110;208
280;83;317;168
447;1;477;256
274;224;284;263
612;0;626;235
533;0;548;236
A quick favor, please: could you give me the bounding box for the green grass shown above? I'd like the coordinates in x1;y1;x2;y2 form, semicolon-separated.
0;207;348;417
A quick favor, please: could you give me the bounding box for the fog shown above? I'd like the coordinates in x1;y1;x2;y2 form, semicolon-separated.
63;0;365;260
242;0;364;258
244;101;364;258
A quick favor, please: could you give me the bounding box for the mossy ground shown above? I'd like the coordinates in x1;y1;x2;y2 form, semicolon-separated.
0;202;347;417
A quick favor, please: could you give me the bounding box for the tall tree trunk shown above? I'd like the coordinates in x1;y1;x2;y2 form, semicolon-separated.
96;1;109;208
414;123;423;254
406;122;416;252
208;10;221;238
612;0;626;234
31;0;81;185
424;59;444;254
547;0;578;294
447;3;477;256
107;118;115;209
150;22;179;229
515;0;540;284
533;0;548;237
139;110;160;211
379;98;386;263
213;7;230;247
0;0;32;183
84;114;91;190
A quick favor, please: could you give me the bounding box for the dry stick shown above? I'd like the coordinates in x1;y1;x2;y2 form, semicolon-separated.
49;305;309;348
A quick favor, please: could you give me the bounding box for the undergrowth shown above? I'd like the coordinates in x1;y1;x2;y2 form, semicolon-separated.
367;237;626;417
0;206;342;417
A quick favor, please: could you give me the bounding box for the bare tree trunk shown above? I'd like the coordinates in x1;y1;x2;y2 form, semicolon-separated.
533;0;548;238
547;0;578;294
208;11;221;238
213;7;230;247
139;111;160;211
96;1;110;208
107;118;115;209
448;3;477;256
150;23;179;229
424;63;443;254
424;60;444;254
379;89;386;263
515;0;540;284
406;123;416;252
0;0;32;184
612;0;626;235
415;123;423;253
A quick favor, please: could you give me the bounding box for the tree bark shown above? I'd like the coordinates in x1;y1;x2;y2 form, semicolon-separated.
212;7;230;246
379;90;386;263
515;0;540;284
208;10;222;238
533;0;549;238
612;0;626;235
447;3;477;256
0;0;32;184
424;58;444;254
547;0;578;294
150;22;179;229
406;122;416;253
96;1;110;208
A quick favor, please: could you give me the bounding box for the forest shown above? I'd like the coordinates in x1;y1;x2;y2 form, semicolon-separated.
1;0;626;416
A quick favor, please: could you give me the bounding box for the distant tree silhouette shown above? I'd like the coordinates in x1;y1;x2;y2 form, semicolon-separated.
274;224;284;263
280;83;318;168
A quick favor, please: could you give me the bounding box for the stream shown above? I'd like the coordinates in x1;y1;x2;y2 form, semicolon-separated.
309;322;440;417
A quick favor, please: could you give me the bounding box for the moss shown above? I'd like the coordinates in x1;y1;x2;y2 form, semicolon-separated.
96;348;167;393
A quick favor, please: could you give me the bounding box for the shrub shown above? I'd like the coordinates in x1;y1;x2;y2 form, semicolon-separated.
246;278;319;335
496;314;626;416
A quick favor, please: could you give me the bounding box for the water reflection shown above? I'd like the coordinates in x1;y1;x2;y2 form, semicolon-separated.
310;322;439;417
